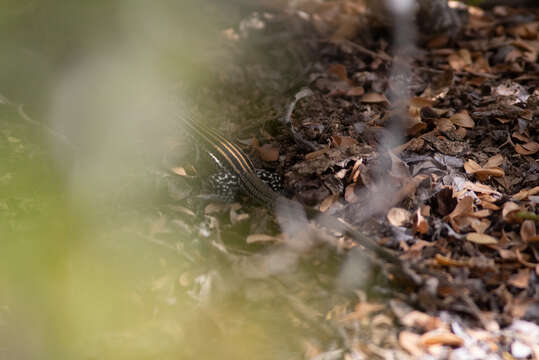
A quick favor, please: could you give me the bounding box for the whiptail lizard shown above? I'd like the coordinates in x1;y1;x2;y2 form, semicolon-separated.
177;114;415;272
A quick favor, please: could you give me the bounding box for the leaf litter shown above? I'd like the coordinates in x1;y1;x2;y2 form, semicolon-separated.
158;2;539;359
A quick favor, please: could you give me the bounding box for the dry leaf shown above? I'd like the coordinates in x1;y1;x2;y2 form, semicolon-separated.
387;208;411;227
414;208;430;235
508;268;531;289
450;110;475;128
434;118;455;132
512;186;539;201
502;202;521;222
474;168;505;179
462;181;501;196
520;220;537;242
479;200;500;211
445;196;475;232
305;147;330;160
344;183;360;203
464;159;482;174
345;86;365;96
256;144;279;162
246;234;280;244
420;330;464;347
448;49;472;71
401;311;444;331
410;97;435;108
484;154;504;168
514;142;539;155
319;194;339;212
361;92;389;104
331;135;359;147
171;167;188;176
447;196;474;219
466;232;498;245
339;302;385;322
399;331;425;357
471;219;490;234
435;254;468;267
512;131;530;142
328;63;348;81
204;203;228;214
472;209;491;218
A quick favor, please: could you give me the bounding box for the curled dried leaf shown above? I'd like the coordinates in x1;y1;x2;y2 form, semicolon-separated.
387;208;412;227
484;154;504;168
512;186;539;201
466;232;498;245
450;110;475;128
520;220;537;243
514;142;539;155
502;202;521;222
464;159;482;174
508;268;531;289
420;331;464;347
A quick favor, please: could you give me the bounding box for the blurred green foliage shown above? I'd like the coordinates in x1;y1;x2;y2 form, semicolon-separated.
0;1;307;359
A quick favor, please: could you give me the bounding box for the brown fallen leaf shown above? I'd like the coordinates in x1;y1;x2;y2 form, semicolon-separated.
435;254;468;267
387;208;411;227
448;49;472;71
471;209;491;218
344;183;361;203
319;194;339;212
484;154;504;168
479;200;500;211
466;232;498;245
331;135;359;147
401;311;445;331
434;118;455;132
305;146;330;160
520;220;538;243
361;92;389;104
420;330;464;347
474;168;505;181
502;202;521;223
204;203;228;214
414;208;430;235
464;159;482;174
399;331;425;357
256;144;279;162
471;218;490;234
345;86;365;96
461;181;500;196
171;166;188;176
512;186;539;201
328;63;348;81
450;110;475;128
339;302;385;322
508;268;531;289
246;234;281;244
445;196;474;232
410;97;435;108
512;131;530;143
514;141;539;155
